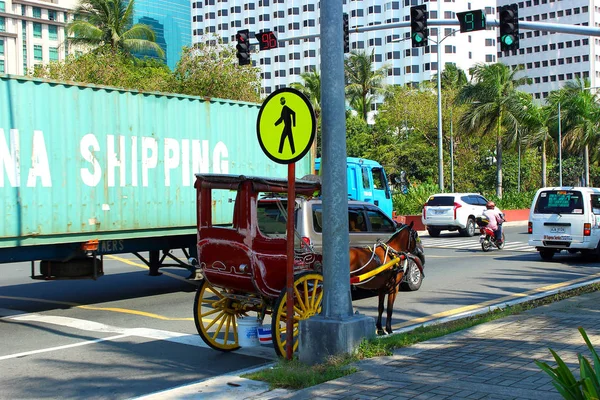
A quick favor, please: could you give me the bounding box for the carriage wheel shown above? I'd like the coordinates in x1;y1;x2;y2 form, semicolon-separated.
271;272;324;358
193;279;242;352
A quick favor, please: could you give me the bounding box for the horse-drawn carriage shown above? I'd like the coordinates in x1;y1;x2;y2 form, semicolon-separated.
191;173;424;357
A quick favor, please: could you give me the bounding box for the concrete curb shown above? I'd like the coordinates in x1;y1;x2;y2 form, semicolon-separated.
138;277;600;400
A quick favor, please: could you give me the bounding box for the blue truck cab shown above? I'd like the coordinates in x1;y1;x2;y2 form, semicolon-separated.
315;157;393;218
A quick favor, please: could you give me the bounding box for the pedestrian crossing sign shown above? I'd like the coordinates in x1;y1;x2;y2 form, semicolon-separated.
256;87;316;164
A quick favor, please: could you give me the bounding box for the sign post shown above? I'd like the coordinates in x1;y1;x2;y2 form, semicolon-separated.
256;87;316;359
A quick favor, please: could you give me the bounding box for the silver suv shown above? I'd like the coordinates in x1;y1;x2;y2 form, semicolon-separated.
257;197;424;291
422;193;495;237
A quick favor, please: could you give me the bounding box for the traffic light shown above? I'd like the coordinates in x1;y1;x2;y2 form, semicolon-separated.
410;4;428;48
236;29;251;66
499;3;519;51
343;13;349;53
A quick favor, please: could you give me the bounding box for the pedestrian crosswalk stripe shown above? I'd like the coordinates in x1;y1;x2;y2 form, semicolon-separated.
419;238;535;252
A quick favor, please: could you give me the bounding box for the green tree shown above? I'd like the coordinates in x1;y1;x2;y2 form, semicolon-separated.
345;114;371;158
375;85;439;184
435;63;469;191
344;50;387;121
32;45;174;92
291;70;322;164
172;42;261;103
546;77;600;186
290;70;321;120
438;62;468;91
517;93;555;188
457;63;530;198
67;0;164;59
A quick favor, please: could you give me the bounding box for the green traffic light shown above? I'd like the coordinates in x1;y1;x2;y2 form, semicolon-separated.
501;35;515;45
413;33;424;43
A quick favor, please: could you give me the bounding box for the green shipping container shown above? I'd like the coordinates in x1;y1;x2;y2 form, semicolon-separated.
0;76;311;250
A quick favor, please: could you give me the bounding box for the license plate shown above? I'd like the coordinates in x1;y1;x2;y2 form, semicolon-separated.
433;209;446;215
550;227;565;233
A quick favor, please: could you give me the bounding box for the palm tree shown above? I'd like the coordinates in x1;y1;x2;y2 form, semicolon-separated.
515;92;554;188
344;50;387;121
290;70;322;168
290;70;321;120
546;77;600;186
457;63;530;198
438;63;468;91
432;63;468;191
67;0;165;59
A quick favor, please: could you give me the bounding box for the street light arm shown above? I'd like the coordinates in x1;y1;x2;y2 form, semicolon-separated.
430;28;461;45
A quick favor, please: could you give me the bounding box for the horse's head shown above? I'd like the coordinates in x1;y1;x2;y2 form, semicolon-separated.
389;221;425;266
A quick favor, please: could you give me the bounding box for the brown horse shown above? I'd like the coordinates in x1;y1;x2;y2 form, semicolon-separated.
349;221;424;335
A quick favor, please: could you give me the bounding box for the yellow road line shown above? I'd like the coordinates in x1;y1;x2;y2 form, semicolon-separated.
395;273;600;329
0;295;194;321
105;255;196;285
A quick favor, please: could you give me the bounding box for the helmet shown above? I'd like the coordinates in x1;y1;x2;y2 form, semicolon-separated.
486;201;495;210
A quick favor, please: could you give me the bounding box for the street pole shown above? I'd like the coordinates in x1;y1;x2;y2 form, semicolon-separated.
450;108;454;192
436;41;443;192
299;0;374;366
517;128;521;193
558;102;562;187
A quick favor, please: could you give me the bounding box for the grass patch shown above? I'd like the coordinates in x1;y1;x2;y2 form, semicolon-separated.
243;283;600;390
243;355;358;390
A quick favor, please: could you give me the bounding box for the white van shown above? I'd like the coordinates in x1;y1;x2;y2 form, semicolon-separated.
528;187;600;260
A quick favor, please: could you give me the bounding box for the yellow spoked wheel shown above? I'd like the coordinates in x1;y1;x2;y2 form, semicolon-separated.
272;272;324;357
193;279;244;352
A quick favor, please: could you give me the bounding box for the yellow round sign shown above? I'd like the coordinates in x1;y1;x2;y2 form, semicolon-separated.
256;88;316;164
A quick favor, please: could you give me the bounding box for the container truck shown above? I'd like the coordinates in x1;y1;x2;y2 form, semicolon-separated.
0;75;311;280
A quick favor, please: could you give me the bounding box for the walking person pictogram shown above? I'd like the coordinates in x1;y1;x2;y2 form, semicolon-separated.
275;97;296;154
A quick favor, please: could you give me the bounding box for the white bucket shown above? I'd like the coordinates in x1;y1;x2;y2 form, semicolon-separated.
257;326;272;345
237;318;259;347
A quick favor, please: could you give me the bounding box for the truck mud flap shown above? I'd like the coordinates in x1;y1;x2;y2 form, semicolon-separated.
38;257;103;280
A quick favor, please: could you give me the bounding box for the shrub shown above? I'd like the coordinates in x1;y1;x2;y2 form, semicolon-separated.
392;183;438;215
535;327;600;400
393;185;536;216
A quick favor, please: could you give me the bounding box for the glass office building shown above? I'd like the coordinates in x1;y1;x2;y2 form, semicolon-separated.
134;0;191;69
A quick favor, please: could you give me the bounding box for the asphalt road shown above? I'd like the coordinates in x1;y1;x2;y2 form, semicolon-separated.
2;225;600;399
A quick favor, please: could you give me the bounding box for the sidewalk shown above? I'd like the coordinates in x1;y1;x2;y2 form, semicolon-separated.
137;289;600;400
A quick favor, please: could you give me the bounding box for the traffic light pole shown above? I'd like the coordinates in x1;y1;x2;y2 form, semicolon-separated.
436;41;443;191
433;29;460;192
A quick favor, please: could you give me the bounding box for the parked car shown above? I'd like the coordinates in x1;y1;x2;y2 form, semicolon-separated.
528;187;600;260
256;197;424;291
422;193;498;237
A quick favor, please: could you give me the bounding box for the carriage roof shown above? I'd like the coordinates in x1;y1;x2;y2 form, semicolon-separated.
194;173;321;196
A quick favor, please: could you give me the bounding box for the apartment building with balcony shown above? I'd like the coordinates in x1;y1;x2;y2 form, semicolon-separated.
0;0;77;75
497;0;599;101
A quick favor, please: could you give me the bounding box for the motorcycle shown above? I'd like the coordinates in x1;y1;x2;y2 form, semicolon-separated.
476;215;505;252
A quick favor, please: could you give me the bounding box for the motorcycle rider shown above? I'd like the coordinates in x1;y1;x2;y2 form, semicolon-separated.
482;201;505;244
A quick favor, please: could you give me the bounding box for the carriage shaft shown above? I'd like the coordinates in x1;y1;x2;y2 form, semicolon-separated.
350;255;404;284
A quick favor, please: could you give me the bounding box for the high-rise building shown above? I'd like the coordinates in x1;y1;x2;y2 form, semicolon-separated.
497;0;598;101
0;0;77;75
134;0;191;69
191;0;498;109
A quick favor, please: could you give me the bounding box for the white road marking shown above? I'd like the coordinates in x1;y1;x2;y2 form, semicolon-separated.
3;314;277;360
0;334;130;361
420;238;535;252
